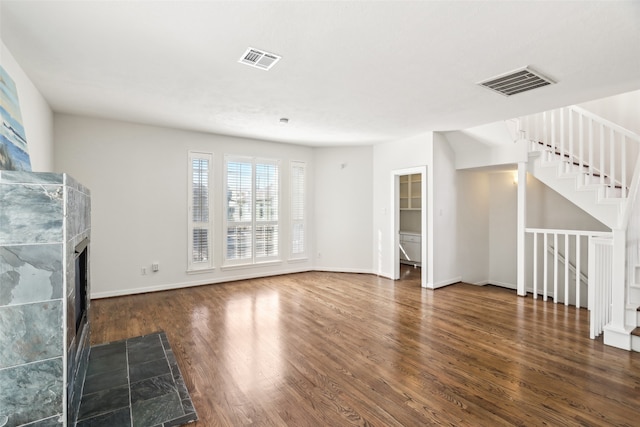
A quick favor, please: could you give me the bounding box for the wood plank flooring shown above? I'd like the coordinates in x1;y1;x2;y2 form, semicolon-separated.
90;268;640;426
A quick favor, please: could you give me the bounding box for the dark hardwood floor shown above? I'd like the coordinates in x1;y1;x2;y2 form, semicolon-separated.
90;268;640;426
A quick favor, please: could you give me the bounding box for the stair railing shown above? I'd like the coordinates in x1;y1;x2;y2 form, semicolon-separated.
520;106;640;200
525;228;613;338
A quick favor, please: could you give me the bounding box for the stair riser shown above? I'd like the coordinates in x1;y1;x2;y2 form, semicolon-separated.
632;335;640;352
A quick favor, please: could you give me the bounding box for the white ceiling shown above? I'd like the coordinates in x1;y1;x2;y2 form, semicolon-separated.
1;0;639;147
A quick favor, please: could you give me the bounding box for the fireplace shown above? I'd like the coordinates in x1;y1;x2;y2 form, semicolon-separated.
68;236;91;425
74;238;89;335
0;171;91;426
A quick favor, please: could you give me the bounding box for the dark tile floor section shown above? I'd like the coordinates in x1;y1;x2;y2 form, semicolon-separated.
76;332;197;427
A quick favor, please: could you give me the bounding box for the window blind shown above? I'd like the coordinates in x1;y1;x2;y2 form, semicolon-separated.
188;152;213;270
225;156;280;264
290;161;306;258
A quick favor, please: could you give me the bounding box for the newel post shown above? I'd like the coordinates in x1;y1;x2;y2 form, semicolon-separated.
603;228;632;350
610;228;626;329
517;162;527;296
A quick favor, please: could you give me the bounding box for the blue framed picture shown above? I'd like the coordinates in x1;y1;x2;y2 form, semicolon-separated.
0;65;31;171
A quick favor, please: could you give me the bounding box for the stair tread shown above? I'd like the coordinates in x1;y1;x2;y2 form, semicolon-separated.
632;327;640;337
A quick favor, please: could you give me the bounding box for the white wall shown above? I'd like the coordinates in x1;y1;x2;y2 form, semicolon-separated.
445;123;527;171
579;89;640;135
526;174;609;231
488;172;518;288
432;132;460;287
1;40;54;171
457;171;490;284
54;114;316;297
314;146;373;273
372;133;430;280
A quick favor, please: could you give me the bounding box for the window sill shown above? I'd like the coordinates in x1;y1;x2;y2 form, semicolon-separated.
287;257;309;263
221;260;282;271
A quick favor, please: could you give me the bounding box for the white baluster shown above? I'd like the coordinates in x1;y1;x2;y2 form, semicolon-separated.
551;109;556;156
543;233;548;301
600;123;605;185
564;233;569;306
575;235;581;309
560;109;566;172
588;236;595;338
569;110;574;172
588;118;593;185
579;114;584;180
543;111;548;150
554;233;558;303
622;134;627;198
610;128;615;196
533;232;538;299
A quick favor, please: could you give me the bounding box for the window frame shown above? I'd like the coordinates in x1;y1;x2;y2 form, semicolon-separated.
187;151;214;273
223;155;281;267
290;160;307;260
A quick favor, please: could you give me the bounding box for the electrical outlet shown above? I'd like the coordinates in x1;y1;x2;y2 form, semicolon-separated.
152;262;159;272
141;267;147;275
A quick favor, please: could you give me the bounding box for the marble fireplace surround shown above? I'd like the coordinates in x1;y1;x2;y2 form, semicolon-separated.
0;171;91;426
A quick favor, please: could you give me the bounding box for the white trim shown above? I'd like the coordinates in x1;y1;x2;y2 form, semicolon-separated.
428;276;462;289
187;151;214;272
391;166;428;288
525;228;612;237
186;267;216;275
221;260;282;271
603;324;634;350
313;267;374;275
491;280;517;290
290;160;307;260
90;266;315;299
223;155;281;266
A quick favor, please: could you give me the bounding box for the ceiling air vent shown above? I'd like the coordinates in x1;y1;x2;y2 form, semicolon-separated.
478;66;555;96
239;47;281;71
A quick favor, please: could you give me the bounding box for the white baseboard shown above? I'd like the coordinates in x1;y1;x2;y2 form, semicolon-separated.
603;324;634;351
313;266;375;275
428;276;462;289
91;266;314;299
490;280;517;290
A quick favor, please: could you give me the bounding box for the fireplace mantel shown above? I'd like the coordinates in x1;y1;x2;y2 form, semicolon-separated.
0;171;91;426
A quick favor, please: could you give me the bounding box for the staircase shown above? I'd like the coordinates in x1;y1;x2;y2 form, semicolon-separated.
519;105;640;350
528;149;625;229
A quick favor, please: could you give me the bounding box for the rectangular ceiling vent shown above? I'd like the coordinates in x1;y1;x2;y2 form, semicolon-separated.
239;47;281;71
478;66;555;96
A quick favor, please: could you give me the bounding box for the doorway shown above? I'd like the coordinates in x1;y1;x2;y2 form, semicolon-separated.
392;166;428;287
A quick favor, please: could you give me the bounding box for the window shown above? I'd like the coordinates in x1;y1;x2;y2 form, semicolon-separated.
188;151;213;271
290;161;307;259
225;156;280;265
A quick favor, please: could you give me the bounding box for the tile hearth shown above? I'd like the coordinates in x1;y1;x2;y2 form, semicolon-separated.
77;332;197;427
